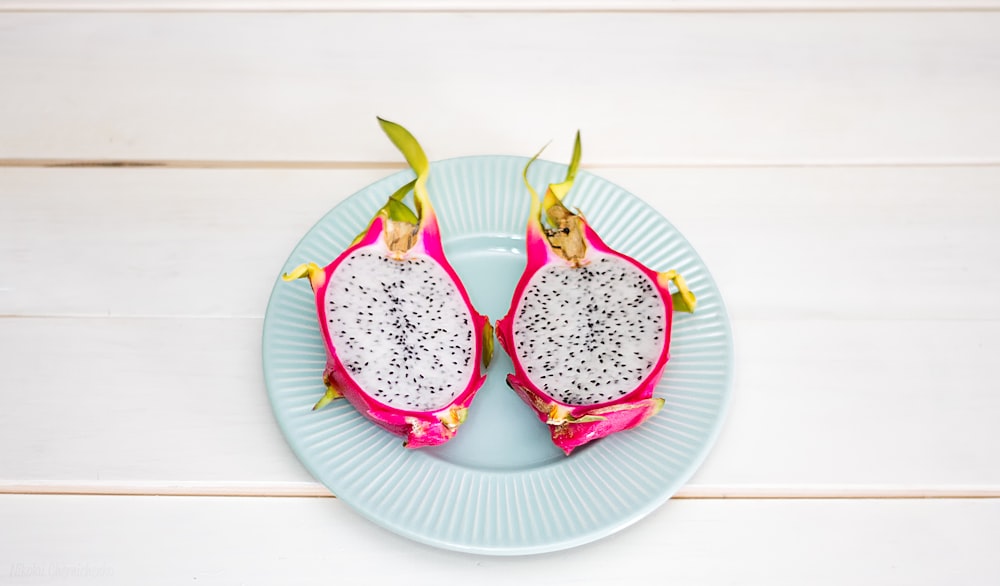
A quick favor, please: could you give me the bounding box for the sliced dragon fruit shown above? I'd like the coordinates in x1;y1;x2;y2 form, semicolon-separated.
283;118;493;448
496;134;696;455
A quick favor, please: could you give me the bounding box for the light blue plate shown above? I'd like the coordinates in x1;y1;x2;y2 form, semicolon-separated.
262;155;733;555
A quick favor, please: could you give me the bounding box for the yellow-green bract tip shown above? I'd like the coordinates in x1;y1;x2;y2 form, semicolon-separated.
377;117;429;178
523;142;549;229
548;131;582;202
377;117;433;224
659;270;697;313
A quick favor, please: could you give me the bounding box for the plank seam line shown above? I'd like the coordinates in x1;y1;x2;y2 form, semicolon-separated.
2;6;1000;13
3;486;1000;499
3;159;1000;170
2;492;998;500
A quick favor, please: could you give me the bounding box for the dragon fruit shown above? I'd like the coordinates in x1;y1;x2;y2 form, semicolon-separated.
495;134;696;455
283;118;493;448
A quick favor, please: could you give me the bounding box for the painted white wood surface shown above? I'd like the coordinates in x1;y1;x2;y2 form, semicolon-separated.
3;166;999;320
0;495;998;584
1;316;998;493
1;167;999;494
1;3;998;580
5;0;1000;10
1;12;999;164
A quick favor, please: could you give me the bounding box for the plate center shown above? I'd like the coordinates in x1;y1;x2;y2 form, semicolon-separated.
424;235;565;471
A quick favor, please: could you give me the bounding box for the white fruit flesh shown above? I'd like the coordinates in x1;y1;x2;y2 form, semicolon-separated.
324;249;475;411
511;253;666;406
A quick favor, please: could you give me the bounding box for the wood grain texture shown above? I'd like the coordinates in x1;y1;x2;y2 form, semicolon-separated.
1;316;997;492
1;5;998;578
3;165;996;494
0;495;998;583
3;0;1000;11
1;12;998;163
3;166;998;320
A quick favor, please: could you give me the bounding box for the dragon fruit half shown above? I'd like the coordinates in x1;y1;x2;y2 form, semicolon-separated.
283;118;493;448
496;134;696;455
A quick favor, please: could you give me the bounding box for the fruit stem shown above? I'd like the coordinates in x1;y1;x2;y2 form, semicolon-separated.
526;132;587;264
349;179;418;247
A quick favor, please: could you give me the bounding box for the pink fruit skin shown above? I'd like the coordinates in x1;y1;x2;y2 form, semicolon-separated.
496;215;674;455
307;211;489;449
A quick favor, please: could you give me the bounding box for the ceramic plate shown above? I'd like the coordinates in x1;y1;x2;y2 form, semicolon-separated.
262;155;733;555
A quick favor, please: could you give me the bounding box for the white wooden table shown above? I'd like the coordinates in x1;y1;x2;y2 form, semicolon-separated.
2;2;999;583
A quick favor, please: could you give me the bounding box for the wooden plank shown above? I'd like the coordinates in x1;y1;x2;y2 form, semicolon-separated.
2;166;998;320
0;495;997;583
1;316;998;492
1;12;998;163
0;167;369;319
4;0;1000;10
601;165;1000;321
